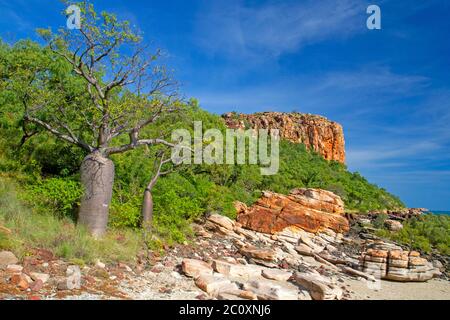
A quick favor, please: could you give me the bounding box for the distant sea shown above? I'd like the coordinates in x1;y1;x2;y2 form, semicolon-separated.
428;211;450;215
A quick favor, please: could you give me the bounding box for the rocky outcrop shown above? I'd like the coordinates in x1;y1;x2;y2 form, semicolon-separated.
384;219;403;231
368;208;427;221
222;112;346;163
235;188;349;235
361;243;441;282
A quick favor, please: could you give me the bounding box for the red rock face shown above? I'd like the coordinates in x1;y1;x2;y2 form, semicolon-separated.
235;189;349;235
222;112;346;164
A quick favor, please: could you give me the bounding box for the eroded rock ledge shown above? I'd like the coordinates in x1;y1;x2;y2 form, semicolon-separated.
235;188;349;234
222;112;346;163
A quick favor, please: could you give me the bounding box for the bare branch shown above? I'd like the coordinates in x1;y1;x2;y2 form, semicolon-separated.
24;114;94;152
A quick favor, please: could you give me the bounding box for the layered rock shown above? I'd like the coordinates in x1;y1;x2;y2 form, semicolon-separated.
361;244;441;282
222;112;346;163
235;188;349;235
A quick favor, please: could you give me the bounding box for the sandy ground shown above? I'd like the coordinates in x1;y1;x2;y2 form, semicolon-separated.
345;277;450;300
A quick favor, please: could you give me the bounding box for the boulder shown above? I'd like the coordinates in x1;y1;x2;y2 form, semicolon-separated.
384;219;403;231
236;189;349;235
293;272;343;300
239;246;277;262
0;251;19;266
361;247;441;282
207;214;235;231
195;273;239;297
182;259;213;278
295;244;316;256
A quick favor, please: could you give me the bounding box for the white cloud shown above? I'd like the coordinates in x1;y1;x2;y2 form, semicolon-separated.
195;0;368;59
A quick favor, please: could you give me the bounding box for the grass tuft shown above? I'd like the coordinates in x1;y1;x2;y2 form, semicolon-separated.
0;177;143;264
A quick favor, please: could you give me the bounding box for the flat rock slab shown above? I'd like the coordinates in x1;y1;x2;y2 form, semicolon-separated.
182;259;213;278
293;272;343;300
212;260;265;279
261;269;292;282
195;273;238;297
239;246;277;262
243;279;299;300
207;214;235;231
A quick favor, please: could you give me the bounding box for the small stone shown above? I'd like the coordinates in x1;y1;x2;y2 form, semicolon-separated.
58;265;81;290
30;279;44;292
119;263;133;272
151;263;164;273
6;264;23;273
0;251;19;266
261;269;292;282
409;251;420;257
10;273;30;290
30;272;50;284
432;260;444;272
95;260;106;269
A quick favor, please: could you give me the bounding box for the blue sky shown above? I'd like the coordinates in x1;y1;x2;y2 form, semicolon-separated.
1;0;449;209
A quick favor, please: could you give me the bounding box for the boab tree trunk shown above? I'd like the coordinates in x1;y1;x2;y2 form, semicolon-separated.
142;187;154;232
78;151;115;237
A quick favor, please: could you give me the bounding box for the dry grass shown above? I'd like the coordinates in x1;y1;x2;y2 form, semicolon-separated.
0;177;143;264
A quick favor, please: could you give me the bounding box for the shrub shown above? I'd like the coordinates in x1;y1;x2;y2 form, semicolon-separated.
376;214;450;255
26;177;83;218
0;177;142;263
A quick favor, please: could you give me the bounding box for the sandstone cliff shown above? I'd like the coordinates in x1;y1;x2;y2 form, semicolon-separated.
222;112;346;163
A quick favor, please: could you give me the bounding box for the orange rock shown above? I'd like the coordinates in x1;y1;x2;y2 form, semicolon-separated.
239;246;277;262
181;259;213;278
389;250;409;261
222;112;346;163
366;249;389;258
409;251;420;257
236;189;349;235
409;257;427;266
10;273;30;290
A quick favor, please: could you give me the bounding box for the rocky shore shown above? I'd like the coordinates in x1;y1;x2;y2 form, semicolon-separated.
0;188;448;300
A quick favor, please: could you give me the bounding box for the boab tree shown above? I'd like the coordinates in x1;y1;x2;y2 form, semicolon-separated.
142;148;176;234
23;2;179;236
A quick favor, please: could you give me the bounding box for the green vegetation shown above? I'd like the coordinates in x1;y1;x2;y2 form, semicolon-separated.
0;15;405;263
376;214;450;255
0;177;141;263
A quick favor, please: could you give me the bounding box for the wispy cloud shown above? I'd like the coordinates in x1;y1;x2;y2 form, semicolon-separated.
346;141;442;169
195;0;368;59
191;65;430;115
